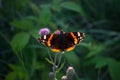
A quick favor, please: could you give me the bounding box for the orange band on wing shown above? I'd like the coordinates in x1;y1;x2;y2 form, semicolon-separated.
65;46;75;52
51;48;61;53
47;34;54;46
70;32;78;44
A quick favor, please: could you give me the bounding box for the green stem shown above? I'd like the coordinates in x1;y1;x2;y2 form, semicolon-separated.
97;69;101;80
47;48;54;62
53;53;57;80
57;52;63;67
18;49;29;80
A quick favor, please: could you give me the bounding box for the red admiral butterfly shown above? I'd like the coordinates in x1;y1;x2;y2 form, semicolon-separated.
38;30;85;52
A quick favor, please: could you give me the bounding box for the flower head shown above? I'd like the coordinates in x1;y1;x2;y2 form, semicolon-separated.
39;28;50;36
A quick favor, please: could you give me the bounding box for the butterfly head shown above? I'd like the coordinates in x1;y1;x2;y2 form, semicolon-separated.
54;29;65;35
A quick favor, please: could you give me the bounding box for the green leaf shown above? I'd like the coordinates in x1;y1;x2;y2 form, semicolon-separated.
30;29;40;39
108;60;120;80
6;64;28;80
9;64;20;71
5;71;28;80
29;2;40;15
91;57;110;69
45;58;54;65
11;32;30;53
5;72;17;80
33;62;44;70
11;17;34;30
91;57;120;80
39;4;51;26
61;2;85;15
39;10;51;26
64;51;80;66
86;44;105;58
51;0;61;12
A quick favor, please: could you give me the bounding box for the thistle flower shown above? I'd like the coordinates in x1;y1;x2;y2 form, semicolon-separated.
39;28;50;36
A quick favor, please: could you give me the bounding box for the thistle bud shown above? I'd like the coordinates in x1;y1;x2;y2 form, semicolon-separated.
66;66;75;80
49;72;55;80
53;65;58;71
61;75;67;80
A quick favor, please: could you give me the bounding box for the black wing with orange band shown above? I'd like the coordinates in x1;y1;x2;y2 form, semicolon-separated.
38;32;85;53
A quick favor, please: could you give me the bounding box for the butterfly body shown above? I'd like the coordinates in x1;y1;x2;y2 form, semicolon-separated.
38;30;85;52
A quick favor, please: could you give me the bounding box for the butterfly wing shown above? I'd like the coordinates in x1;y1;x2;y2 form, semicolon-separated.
63;32;85;51
38;31;85;52
38;34;62;52
50;34;62;52
71;32;85;44
38;34;52;46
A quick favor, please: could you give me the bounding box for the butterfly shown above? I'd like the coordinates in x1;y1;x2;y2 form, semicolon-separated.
38;30;85;53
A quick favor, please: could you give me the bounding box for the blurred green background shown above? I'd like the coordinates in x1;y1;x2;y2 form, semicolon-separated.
0;0;120;80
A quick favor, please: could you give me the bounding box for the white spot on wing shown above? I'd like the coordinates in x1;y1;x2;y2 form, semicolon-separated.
80;37;82;39
83;33;85;37
43;35;46;39
77;32;80;36
42;40;45;42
